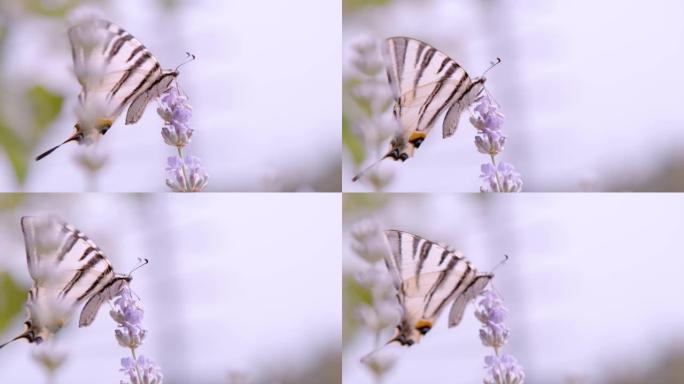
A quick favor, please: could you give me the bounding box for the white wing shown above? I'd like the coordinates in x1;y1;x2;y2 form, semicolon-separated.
13;216;119;345
383;230;491;329
69;19;175;126
383;37;480;138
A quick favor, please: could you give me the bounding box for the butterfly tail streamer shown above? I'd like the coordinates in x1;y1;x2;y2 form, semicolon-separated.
35;133;81;161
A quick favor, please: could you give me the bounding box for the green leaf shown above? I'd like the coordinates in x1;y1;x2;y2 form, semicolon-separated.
27;85;63;135
343;0;392;13
342;272;373;345
22;0;83;18
0;121;28;184
342;115;365;166
0;272;25;335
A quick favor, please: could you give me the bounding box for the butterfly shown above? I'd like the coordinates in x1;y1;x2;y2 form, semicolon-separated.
352;37;500;181
379;230;493;348
0;216;146;348
36;18;184;161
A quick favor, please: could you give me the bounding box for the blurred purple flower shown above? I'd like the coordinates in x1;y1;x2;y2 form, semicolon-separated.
165;156;209;192
483;354;525;384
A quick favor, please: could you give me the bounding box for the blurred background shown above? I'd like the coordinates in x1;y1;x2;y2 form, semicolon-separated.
0;0;340;192
343;193;684;383
0;193;341;383
343;0;684;192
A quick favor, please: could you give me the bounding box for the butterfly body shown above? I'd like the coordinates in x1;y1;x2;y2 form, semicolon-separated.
36;19;178;160
382;230;492;347
0;216;136;349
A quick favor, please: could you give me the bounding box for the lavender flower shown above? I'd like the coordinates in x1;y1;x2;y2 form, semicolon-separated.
158;88;194;147
475;290;509;349
483;355;525;384
120;356;164;384
476;290;525;384
157;85;208;192
470;95;523;192
165;155;209;192
112;286;163;384
480;163;523;193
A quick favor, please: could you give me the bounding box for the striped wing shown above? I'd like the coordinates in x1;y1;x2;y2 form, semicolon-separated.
69;18;170;126
20;217;118;337
383;37;478;139
384;230;491;330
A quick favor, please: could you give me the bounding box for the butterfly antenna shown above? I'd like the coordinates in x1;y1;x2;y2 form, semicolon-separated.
175;52;196;72
490;254;509;273
128;258;149;276
482;57;502;77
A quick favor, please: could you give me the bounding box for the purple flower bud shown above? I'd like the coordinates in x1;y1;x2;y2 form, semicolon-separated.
471;95;505;132
120;355;163;384
161;122;194;147
184;156;209;192
115;324;147;349
165;156;209;192
475;129;506;155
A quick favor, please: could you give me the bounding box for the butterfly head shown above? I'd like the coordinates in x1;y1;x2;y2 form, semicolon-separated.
390;318;432;346
386;130;427;162
35;119;112;161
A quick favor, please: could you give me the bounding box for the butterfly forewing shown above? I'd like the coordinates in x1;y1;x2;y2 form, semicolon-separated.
382;230;492;346
69;19;169;125
0;216;128;348
383;37;474;137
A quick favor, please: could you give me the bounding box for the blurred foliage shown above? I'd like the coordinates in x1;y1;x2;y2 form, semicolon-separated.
28;86;63;135
21;0;83;18
0;85;64;184
607;149;684;192
258;344;341;384
0;272;25;336
342;272;372;347
342;115;364;166
343;0;392;14
604;346;684;384
0;193;25;210
342;193;389;219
